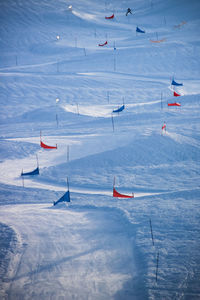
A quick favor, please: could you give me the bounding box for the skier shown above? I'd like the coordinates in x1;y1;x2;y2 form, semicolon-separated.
162;122;166;134
126;8;132;16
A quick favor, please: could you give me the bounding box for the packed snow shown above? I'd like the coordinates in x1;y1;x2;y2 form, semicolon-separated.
0;0;200;299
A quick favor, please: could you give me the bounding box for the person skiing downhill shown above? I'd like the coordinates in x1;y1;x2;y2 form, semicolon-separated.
126;8;132;16
162;122;166;134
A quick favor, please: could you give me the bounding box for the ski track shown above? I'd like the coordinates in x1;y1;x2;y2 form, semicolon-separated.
0;204;135;300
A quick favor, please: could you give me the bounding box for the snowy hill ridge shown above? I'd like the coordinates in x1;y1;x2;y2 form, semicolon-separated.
0;0;200;299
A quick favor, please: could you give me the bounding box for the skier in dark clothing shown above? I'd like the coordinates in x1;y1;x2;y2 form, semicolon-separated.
126;8;132;16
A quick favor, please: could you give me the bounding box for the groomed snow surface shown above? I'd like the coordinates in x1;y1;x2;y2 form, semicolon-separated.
0;0;200;299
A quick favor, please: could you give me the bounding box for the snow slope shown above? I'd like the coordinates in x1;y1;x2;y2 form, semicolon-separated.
0;204;139;300
0;0;200;299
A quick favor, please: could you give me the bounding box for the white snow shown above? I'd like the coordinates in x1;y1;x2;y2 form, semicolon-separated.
0;0;200;299
0;204;136;300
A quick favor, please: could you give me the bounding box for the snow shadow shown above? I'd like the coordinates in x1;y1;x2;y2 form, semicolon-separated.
0;223;17;289
10;246;101;282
